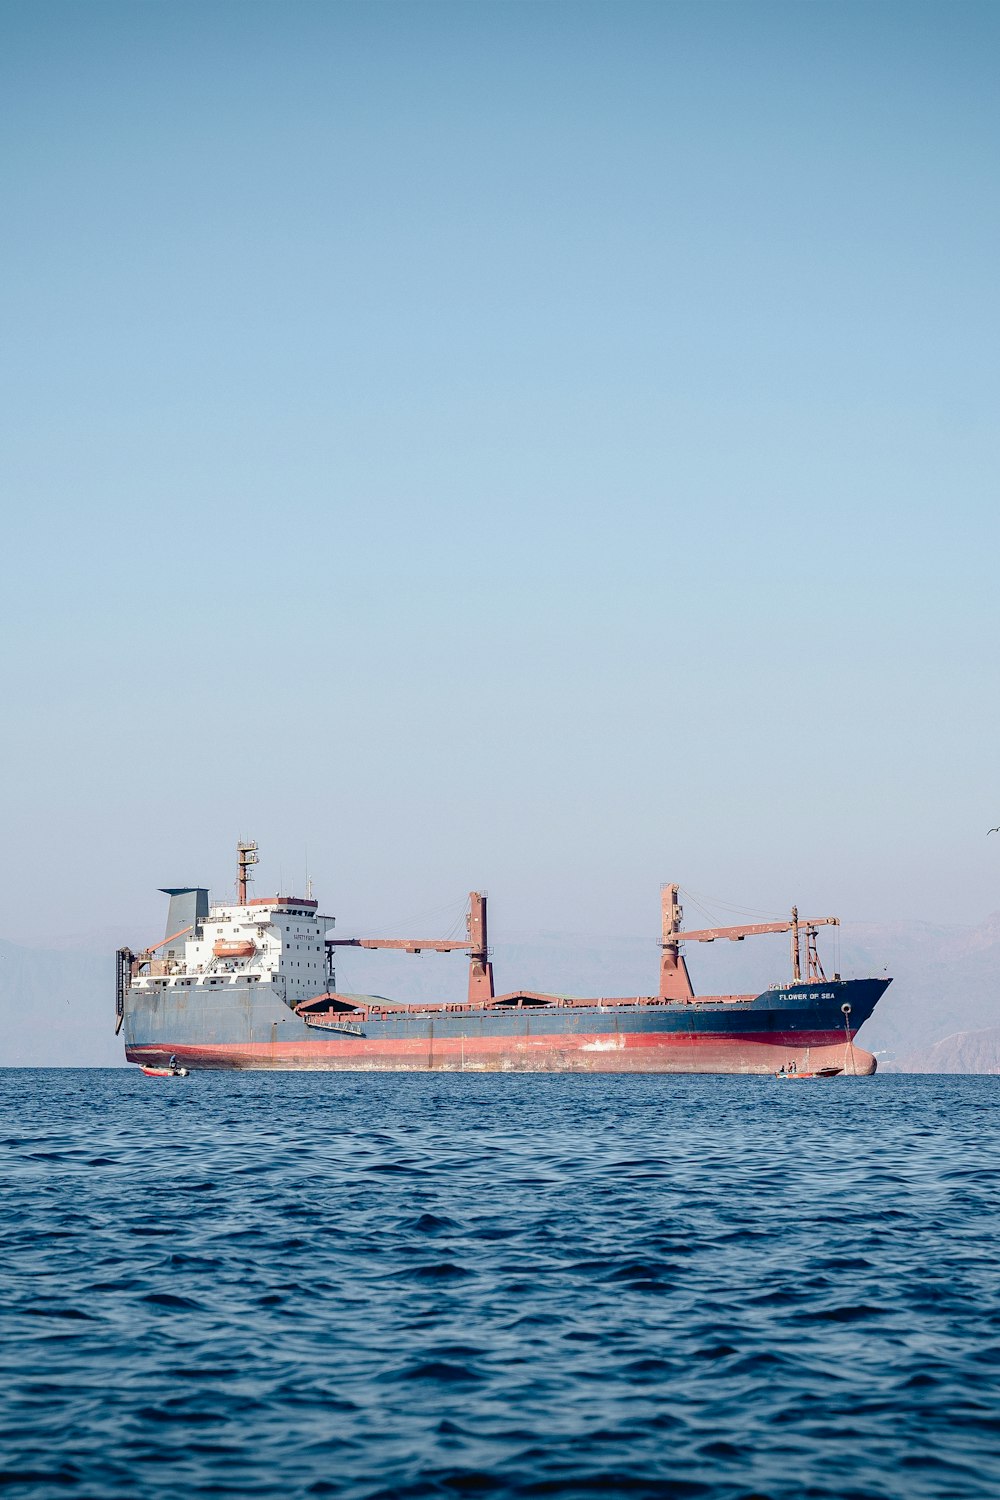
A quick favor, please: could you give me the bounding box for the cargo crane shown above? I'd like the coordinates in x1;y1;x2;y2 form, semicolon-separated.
328;892;494;1005
659;885;839;1002
330;886;840;1011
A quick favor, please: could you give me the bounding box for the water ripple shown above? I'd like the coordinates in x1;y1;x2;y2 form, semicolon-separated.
0;1071;997;1498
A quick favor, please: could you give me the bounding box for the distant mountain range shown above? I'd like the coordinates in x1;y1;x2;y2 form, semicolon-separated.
841;913;1000;1071
2;912;998;1069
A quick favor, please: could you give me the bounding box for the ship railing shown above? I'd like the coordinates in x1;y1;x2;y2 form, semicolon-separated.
767;979;841;990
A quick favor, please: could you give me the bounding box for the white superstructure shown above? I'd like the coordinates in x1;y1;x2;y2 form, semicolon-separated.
124;849;336;1012
185;896;333;1005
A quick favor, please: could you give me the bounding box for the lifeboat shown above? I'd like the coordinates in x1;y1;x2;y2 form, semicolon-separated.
212;939;256;959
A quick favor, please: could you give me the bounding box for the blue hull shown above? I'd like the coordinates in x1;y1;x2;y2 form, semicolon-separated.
123;977;890;1075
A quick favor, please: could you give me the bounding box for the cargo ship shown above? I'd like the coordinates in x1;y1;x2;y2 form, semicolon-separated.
117;842;889;1074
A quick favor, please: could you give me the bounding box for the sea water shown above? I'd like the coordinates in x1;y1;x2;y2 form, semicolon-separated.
0;1070;997;1499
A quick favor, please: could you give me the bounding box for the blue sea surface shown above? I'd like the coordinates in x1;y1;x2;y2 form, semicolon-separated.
0;1071;998;1499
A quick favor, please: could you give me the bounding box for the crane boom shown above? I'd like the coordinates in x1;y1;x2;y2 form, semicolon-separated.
670;917;839;943
328;938;469;953
659;884;841;996
326;894;494;1005
141;924;194;958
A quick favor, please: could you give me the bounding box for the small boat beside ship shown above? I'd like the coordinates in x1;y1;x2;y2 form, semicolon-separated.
140;1057;190;1078
116;841;890;1075
775;1065;843;1080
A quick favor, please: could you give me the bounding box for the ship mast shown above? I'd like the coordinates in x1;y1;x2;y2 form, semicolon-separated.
237;840;258;905
791;906;800;983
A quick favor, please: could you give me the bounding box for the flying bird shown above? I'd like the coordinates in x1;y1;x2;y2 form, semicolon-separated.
989;828;999;835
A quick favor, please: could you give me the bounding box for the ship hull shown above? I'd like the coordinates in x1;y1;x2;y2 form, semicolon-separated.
123;978;887;1076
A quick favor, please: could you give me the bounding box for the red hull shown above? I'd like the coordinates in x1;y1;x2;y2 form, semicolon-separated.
128;1030;876;1076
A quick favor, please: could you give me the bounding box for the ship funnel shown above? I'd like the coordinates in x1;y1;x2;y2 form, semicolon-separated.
159;888;209;959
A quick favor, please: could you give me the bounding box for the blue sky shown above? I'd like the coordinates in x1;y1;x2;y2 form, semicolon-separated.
2;0;998;947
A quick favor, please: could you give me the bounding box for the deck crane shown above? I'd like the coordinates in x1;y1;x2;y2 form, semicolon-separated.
328;892;494;1005
659;885;840;1002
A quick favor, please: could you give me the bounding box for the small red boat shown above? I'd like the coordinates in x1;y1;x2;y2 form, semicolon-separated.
140;1060;189;1078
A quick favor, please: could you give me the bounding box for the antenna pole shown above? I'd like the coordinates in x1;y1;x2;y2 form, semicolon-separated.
237;840;258;905
790;906;801;983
